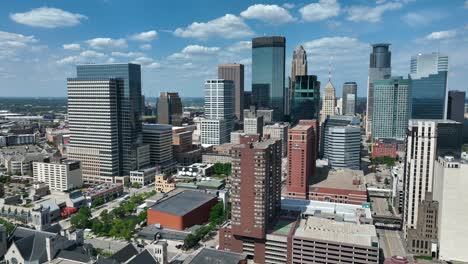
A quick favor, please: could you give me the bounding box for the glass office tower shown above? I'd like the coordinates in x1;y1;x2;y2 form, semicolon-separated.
410;52;448;119
366;43;391;136
76;63;143;175
372;77;411;141
252;36;286;121
290;75;320;125
342;82;357;115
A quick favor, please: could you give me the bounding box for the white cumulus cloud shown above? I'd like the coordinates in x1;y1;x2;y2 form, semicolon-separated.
174;14;254;39
0;30;39;59
10;7;87;28
130;30;158;42
111;51;145;58
300;0;340;22
63;43;81;51
131;56;161;69
424;30;457;40
347;2;403;23
139;44;152;50
227;41;251;52
168;45;220;60
86;37;127;50
240;4;295;24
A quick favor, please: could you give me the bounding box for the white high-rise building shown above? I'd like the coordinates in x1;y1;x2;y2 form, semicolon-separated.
244;116;263;135
67;78;121;183
321;80;336;123
263;122;289;157
433;156;468;262
403;119;463;236
410;52;448;78
201;79;234;145
33;160;83;192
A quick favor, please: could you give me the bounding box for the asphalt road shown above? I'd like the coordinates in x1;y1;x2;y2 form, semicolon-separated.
378;229;407;258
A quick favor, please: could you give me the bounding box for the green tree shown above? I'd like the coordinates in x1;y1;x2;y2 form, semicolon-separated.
209;202;224;225
91;197;105;208
70;207;92;229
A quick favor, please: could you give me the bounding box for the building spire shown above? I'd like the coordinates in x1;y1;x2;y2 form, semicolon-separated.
328;56;333;82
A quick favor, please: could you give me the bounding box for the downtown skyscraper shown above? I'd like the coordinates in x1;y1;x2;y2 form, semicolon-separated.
76;63;142;176
252;36;286;121
410;52;449;119
321;79;336;123
157;92;182;125
288;45;308;115
372;77;411;141
342;82;357;115
67;78;121;183
218;63;244;121
290;75;320;125
200;79;235;145
366;43;392;137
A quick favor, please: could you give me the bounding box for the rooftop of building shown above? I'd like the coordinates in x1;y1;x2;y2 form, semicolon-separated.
186;248;246;264
409;119;461;124
149;190;216;216
269;216;299;237
142;124;173;130
294;216;378;247
311;167;366;191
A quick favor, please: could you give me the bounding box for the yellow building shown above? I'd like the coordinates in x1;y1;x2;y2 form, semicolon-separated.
155;174;176;193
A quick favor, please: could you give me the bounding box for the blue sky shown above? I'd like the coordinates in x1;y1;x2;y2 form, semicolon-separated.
0;0;467;98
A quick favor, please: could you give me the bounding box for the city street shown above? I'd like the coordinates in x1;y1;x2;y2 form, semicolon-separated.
378;229;408;259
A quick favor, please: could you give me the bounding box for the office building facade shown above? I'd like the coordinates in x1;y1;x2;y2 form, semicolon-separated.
157;92;182;125
290;75;320;125
252;36;286;121
342;82;357;115
263;122;289;157
447;90;465;123
142;124;174;171
33;160;83;192
372;77;411;141
403;120;462;235
67;78;121;183
324;126;361;169
201;79;235;145
289;45;308;115
244;116;263;135
433;156;468;262
218;64;244;121
321;80;336;123
410;53;448;119
366;43;392;137
75;63;143;176
286;120;316;199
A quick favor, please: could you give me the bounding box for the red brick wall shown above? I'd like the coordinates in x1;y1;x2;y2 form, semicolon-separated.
372;142;397;159
147;196;218;231
309;187;367;205
147;210;184;230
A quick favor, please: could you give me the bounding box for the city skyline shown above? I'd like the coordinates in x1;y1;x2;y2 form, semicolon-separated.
1;1;468;98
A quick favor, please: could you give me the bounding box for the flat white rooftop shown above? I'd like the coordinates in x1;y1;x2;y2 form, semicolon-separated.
294;216;378;247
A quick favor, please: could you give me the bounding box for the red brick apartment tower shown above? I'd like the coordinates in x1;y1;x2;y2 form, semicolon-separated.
285;120;316;199
219;138;282;263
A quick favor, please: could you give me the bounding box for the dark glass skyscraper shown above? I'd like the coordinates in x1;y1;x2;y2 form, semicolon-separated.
410;53;448;119
290;75;320;125
76;63;142;175
252;36;285;121
447;90;466;123
366;43;391;137
342;82;357;115
157;92;182;125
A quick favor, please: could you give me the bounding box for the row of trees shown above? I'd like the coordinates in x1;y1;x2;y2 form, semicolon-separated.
71;191;156;240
